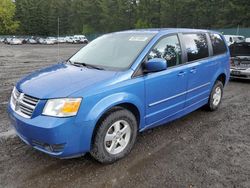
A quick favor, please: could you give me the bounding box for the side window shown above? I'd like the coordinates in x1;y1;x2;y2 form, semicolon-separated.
210;33;227;55
182;33;209;62
148;35;182;68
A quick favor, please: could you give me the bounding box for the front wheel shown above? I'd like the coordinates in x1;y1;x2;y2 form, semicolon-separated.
206;80;224;111
90;107;138;163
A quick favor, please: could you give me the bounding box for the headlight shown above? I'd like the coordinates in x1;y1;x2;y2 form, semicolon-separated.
42;98;82;117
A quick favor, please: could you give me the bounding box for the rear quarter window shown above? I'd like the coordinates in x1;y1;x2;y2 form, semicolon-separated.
210;33;227;55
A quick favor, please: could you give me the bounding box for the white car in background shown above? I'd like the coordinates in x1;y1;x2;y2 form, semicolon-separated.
65;36;74;43
4;38;13;44
224;35;245;46
37;38;46;44
9;38;22;45
44;38;55;45
46;37;57;44
27;38;38;44
57;37;66;43
245;38;250;42
73;35;88;44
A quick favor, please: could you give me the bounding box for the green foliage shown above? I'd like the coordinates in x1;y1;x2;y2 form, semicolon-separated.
0;0;19;34
135;19;151;28
82;24;95;35
11;0;250;36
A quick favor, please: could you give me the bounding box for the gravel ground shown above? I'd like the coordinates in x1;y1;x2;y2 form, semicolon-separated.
0;44;250;188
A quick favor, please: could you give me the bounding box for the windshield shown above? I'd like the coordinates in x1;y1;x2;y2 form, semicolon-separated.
69;33;155;70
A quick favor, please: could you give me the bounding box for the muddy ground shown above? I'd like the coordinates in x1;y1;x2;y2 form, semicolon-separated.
0;43;250;188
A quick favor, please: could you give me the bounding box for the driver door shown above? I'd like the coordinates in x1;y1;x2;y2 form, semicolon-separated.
144;34;189;127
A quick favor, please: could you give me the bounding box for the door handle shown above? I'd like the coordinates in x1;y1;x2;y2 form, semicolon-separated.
178;71;186;77
190;68;197;74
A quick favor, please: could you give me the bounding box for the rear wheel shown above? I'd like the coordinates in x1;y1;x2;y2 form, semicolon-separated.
206;80;224;111
90;107;137;163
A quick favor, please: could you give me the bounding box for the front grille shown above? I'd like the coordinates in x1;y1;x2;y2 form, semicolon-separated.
233;59;250;69
10;87;39;118
239;63;250;69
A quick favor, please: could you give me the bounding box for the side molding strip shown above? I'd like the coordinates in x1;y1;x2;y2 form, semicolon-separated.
148;82;211;107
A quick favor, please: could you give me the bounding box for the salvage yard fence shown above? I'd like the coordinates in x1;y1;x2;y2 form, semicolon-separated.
215;28;250;37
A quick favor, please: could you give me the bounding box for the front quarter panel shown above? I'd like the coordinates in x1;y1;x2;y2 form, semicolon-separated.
73;74;145;130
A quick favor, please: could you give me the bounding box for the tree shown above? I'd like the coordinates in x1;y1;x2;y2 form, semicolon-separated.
12;0;250;36
99;0;136;32
0;0;19;34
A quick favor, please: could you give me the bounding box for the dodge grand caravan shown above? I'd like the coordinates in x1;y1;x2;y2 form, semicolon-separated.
8;29;230;163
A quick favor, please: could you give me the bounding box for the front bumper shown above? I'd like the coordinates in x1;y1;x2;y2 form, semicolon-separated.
230;68;250;79
7;104;95;158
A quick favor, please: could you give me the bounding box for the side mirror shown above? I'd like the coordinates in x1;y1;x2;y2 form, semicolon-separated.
144;58;167;73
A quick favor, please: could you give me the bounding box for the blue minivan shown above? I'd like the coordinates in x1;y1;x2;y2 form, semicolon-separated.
8;29;230;163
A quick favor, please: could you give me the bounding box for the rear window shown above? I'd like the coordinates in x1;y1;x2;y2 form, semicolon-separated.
210;33;227;55
229;42;250;57
182;33;209;62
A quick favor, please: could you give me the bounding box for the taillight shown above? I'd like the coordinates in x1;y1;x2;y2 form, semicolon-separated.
230;58;234;67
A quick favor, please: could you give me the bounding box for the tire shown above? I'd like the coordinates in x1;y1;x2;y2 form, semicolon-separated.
90;107;138;163
206;80;224;111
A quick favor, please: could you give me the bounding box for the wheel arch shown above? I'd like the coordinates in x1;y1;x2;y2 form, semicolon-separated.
90;102;141;149
216;73;226;86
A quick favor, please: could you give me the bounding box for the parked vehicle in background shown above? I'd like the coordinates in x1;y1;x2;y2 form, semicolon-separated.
57;37;66;43
44;38;55;45
229;42;250;79
65;36;74;43
27;38;38;44
9;38;23;45
37;38;45;44
8;29;230;163
21;38;29;44
1;35;89;45
4;38;13;44
224;35;245;46
47;37;57;44
73;35;88;44
245;38;250;43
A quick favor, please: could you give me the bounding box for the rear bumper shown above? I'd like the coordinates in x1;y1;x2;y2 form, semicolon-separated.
7;104;95;158
230;68;250;79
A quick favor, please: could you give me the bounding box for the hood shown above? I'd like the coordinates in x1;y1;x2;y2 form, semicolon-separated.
16;63;117;99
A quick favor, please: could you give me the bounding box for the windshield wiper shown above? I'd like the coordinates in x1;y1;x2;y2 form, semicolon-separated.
68;60;104;70
84;63;104;70
68;60;83;67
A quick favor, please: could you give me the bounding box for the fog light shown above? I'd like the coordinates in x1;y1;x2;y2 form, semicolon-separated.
32;140;65;153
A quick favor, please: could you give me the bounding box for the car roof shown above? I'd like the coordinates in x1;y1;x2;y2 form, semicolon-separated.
113;28;220;36
118;28;211;33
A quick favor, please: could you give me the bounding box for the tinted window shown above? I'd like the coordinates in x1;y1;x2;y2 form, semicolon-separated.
183;33;209;62
210;33;227;55
148;35;182;67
